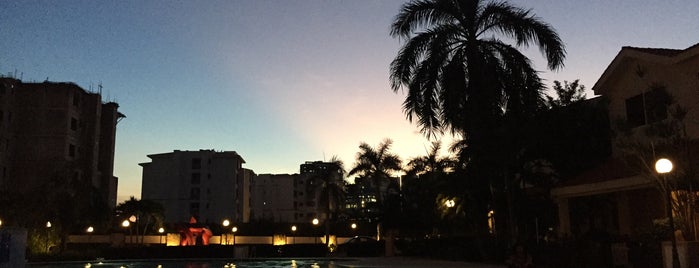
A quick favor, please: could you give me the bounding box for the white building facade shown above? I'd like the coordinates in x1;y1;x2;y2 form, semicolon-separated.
140;149;252;224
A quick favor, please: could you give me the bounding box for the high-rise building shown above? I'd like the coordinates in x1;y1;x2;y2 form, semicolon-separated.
249;161;345;224
298;161;344;222
250;174;296;222
140;149;252;224
0;78;123;226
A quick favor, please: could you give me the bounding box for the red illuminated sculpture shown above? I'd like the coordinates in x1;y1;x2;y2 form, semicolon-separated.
180;217;212;246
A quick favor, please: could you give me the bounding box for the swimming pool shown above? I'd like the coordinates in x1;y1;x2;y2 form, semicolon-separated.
28;259;342;268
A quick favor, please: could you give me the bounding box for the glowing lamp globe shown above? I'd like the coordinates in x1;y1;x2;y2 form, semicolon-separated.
655;158;673;174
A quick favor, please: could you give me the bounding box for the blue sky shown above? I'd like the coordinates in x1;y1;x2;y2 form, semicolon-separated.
1;0;697;202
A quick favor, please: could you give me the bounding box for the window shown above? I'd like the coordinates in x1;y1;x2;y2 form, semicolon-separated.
70;117;78;131
190;202;200;216
73;93;80;106
68;144;76;158
192;158;201;169
625;87;670;127
190;188;200;200
191;173;201;184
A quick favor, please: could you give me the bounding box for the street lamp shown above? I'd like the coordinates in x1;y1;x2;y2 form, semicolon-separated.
158;227;165;245
656;158;680;268
232;226;238;245
351;223;357;230
121;220;130;246
222;220;230;245
86;226;94;243
445;199;455;208
291;225;297;244
45;221;52;253
312;218;320;244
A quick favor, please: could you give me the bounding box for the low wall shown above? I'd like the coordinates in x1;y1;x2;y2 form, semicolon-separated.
67;234;353;247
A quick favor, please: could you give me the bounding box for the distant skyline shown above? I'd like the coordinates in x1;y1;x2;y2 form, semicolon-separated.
1;0;697;202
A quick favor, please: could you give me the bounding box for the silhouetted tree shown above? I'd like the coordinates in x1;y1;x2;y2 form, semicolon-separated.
115;197;165;244
349;139;403;205
311;156;346;247
349;139;402;233
615;84;698;241
545;79;587;109
402;141;456;234
390;0;565;242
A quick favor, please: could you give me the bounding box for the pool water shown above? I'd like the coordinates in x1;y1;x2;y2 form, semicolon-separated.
28;259;339;268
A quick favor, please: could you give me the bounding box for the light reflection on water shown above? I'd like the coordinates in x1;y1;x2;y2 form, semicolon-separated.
29;259;336;268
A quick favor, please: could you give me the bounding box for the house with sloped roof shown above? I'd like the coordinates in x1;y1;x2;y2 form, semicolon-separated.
551;43;699;239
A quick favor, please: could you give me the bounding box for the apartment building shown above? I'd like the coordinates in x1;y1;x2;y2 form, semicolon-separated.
250;161;345;223
250;173;296;222
0;78;123;225
140;149;252;224
552;43;699;238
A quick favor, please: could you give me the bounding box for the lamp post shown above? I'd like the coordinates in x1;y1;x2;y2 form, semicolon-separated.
291;225;297;244
222;220;230;245
45;221;52;253
121;220;130;246
232;226;238;245
158;227;165;245
312;218;319;244
656;158;680;268
86;226;94;243
128;215;137;244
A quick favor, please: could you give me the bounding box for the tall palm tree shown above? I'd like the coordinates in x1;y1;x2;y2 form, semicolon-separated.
406;141;456;177
317;156;346;219
391;0;565;241
311;156;346;247
349;139;402;210
403;141;457;234
389;0;565;138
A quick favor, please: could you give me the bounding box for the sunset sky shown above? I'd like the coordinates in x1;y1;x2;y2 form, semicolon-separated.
1;0;697;202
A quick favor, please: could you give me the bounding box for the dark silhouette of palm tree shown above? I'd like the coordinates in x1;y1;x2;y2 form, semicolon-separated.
312;156;346;248
390;0;566;137
406;141;456;177
349;139;402;218
390;0;566;242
